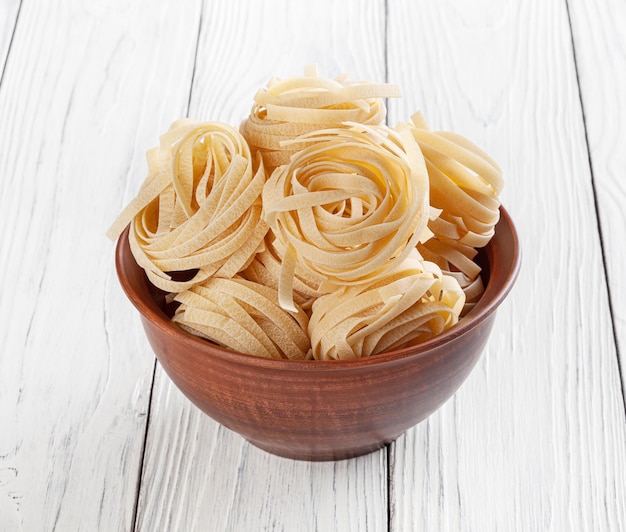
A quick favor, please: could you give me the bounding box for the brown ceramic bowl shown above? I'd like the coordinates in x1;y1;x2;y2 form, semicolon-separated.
115;207;520;461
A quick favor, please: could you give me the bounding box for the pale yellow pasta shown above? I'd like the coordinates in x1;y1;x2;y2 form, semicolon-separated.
107;120;268;292
398;112;503;313
241;230;325;310
107;69;505;359
172;277;311;360
417;238;485;313
262;123;431;311
308;252;465;360
241;65;401;174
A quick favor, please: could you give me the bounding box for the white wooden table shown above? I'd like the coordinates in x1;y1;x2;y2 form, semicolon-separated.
1;0;625;530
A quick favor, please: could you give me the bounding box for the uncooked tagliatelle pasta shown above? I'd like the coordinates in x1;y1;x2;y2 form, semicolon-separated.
398;112;503;313
262;122;433;312
172;277;311;360
242;230;325;310
241;65;401;174
308;251;465;360
108;68;505;360
107;119;268;293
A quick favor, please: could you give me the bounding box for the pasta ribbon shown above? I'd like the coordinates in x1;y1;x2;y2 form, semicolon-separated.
241;230;325;310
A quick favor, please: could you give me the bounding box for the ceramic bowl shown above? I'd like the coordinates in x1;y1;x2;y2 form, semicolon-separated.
115;207;520;461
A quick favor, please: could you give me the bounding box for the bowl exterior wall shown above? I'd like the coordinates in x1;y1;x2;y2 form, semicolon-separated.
141;313;495;461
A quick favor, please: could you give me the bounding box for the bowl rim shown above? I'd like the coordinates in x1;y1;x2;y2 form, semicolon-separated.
115;206;521;371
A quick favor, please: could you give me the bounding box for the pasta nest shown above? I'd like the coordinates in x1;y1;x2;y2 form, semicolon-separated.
107;119;269;293
241;65;401;174
308;253;465;360
399;113;503;313
262;123;433;311
173;277;311;360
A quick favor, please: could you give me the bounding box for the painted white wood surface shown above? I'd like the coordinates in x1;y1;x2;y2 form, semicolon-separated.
0;0;624;531
134;1;390;531
0;0;20;74
568;0;626;384
387;0;626;530
0;0;200;530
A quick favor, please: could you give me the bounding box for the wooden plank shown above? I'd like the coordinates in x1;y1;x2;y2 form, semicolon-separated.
0;1;201;529
386;0;626;530
568;0;626;389
0;0;20;76
136;372;387;532
134;1;389;530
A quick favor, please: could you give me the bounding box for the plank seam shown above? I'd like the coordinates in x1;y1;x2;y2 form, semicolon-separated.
386;443;393;532
0;0;24;91
384;0;389;85
131;360;158;532
383;0;390;120
564;0;626;414
186;0;204;118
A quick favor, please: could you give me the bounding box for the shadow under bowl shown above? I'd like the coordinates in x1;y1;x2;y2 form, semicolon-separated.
115;207;521;461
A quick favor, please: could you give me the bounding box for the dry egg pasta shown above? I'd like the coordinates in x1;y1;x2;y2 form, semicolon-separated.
109;68;505;360
173;277;311;360
241;65;401;174
262;123;432;311
107;120;268;292
241;230;325;310
308;253;465;360
399;112;503;312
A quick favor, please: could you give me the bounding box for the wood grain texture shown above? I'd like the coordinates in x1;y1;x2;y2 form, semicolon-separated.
387;0;626;530
568;0;626;388
136;371;387;532
0;0;20;78
0;0;200;529
189;0;387;125
134;0;389;530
